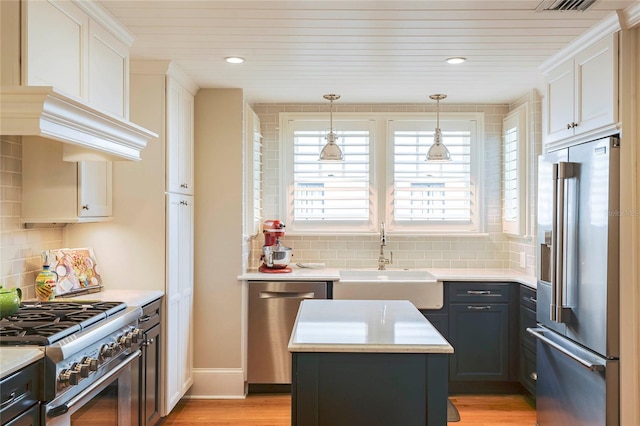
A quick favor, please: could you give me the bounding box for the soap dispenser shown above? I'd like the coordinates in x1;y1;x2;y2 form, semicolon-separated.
35;251;58;302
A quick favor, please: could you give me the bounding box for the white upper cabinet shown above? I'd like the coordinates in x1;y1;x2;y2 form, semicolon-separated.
22;137;113;225
78;161;113;218
166;76;195;195
543;32;618;148
23;0;132;119
88;19;129;118
24;0;87;99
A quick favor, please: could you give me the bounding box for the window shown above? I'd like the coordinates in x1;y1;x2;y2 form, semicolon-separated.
502;104;528;236
281;119;374;233
389;119;480;233
280;113;483;235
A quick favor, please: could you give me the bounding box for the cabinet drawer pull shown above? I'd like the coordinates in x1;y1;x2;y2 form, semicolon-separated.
0;391;16;407
467;305;491;310
139;315;152;323
530;372;538;381
180;183;188;189
82;204;89;210
466;290;491;295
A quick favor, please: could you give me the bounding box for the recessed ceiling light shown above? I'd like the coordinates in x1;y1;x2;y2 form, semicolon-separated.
446;57;466;65
225;56;245;64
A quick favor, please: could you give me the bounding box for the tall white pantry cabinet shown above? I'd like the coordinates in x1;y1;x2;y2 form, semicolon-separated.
130;61;196;415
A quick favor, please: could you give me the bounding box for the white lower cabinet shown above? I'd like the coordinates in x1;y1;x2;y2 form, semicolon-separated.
165;193;194;411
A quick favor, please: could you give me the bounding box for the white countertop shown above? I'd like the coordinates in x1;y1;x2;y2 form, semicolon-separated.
288;299;454;354
0;347;44;379
58;289;164;307
239;267;537;289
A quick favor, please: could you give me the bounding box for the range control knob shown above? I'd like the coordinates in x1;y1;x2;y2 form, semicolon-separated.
78;357;97;377
100;343;114;359
58;369;70;387
59;368;79;386
119;334;132;348
130;328;144;344
81;357;98;372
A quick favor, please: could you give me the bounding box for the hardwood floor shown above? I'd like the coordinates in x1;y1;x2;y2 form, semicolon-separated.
161;394;536;425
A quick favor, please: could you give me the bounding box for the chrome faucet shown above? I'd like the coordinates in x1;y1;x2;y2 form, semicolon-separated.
378;222;393;270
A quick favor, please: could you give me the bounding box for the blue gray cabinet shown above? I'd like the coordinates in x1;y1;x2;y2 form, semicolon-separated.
447;283;519;392
291;352;449;426
139;298;162;426
420;282;537;395
519;285;537;398
0;360;42;425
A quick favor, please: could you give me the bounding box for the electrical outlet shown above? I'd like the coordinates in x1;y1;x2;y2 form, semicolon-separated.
519;252;526;268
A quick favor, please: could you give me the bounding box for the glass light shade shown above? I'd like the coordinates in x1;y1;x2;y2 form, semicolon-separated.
426;128;451;161
319;132;344;161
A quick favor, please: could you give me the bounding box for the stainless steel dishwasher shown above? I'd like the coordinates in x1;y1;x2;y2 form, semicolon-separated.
248;281;329;386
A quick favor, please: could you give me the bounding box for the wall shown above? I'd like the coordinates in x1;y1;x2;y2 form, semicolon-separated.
0;135;64;298
190;89;246;397
618;25;640;426
251;102;527;272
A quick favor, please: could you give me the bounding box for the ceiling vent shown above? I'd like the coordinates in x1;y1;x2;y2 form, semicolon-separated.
536;0;597;11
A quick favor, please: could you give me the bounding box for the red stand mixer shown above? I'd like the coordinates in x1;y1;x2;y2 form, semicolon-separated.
259;220;293;273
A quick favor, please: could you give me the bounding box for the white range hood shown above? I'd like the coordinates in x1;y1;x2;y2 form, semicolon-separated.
0;85;157;161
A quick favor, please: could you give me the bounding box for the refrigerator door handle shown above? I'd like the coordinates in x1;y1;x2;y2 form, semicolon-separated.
551;163;559;321
551;162;574;324
527;327;604;372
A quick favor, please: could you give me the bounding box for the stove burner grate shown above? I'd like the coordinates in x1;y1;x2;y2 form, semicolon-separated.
0;301;127;346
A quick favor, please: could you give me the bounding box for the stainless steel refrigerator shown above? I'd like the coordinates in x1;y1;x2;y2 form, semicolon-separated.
529;135;620;426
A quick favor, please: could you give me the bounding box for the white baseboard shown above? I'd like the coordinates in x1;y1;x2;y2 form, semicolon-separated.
185;368;246;399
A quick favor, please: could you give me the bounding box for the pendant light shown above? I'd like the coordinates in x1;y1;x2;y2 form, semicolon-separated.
319;94;344;161
426;94;451;162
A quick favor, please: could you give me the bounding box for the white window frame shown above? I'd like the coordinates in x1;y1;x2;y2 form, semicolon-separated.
243;107;262;239
502;104;528;236
279;112;484;236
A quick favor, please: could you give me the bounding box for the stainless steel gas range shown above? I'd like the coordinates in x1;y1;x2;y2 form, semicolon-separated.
0;301;143;425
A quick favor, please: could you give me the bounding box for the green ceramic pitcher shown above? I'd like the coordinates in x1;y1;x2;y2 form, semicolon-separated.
0;285;22;319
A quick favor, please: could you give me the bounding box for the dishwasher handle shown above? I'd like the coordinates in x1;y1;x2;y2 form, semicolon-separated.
259;291;316;299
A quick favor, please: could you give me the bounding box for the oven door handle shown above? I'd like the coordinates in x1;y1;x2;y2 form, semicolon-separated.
48;350;141;419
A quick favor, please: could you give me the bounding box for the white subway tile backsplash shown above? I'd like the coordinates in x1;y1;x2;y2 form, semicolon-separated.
0;135;65;293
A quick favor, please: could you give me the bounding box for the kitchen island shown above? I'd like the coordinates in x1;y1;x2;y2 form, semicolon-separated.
288;299;453;426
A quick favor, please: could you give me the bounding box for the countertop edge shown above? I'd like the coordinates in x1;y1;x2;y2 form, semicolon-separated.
288;344;454;354
65;289;164;307
238;268;537;289
0;348;44;379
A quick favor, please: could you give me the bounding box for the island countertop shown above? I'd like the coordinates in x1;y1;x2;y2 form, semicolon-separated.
288;299;454;354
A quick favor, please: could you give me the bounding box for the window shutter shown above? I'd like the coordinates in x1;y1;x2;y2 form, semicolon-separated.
391;124;473;224
290;122;372;225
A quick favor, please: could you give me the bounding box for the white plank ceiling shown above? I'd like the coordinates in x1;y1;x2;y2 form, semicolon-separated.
101;0;638;104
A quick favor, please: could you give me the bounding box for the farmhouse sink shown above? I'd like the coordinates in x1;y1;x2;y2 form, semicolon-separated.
335;269;443;310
